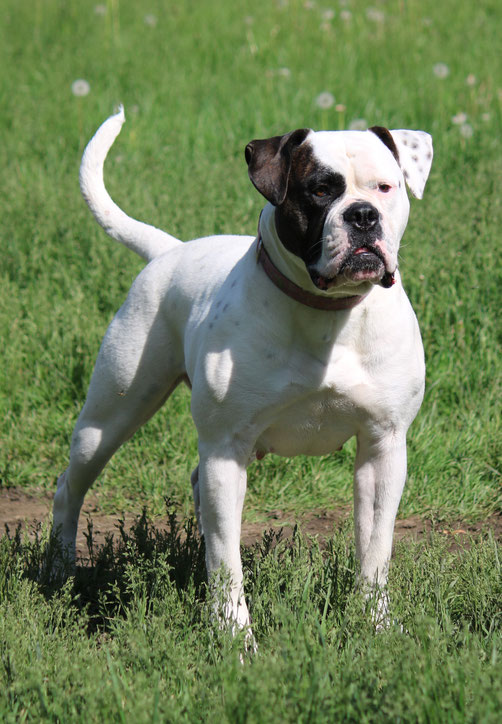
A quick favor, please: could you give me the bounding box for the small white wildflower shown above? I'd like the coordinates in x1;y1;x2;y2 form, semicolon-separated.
433;63;450;79
322;9;335;20
244;15;254;25
144;14;157;27
451;112;468;125
320;21;332;32
278;67;291;77
422;17;432;26
340;9;352;20
348;118;368;131
335;103;346;112
94;4;106;15
315;91;335;109
71;79;90;97
304;1;316;9
338;0;350;6
366;8;385;22
459;123;473;139
466;73;476;86
481;112;491;122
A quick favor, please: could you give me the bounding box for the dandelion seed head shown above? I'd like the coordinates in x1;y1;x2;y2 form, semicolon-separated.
451;112;468;125
459;123;473;139
278;67;291;78
322;9;335;21
144;14;157;27
466;74;476;87
366;8;385;23
340;10;352;20
348;118;368;131
94;4;106;15
71;79;90;97
433;63;450;79
315;91;335;110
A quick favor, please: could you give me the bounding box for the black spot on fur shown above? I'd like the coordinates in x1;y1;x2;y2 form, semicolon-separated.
369;126;400;163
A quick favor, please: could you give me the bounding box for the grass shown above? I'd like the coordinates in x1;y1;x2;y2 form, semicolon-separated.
1;508;501;722
0;0;501;718
1;0;501;520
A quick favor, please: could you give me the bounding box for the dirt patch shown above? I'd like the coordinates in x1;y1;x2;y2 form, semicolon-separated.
1;487;501;559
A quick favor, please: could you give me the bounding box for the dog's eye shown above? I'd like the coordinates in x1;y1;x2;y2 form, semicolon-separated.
378;183;392;193
313;187;329;198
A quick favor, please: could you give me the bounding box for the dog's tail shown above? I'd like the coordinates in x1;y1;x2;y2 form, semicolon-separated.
79;106;182;261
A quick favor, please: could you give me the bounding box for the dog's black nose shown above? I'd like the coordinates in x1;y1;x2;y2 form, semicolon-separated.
343;202;379;231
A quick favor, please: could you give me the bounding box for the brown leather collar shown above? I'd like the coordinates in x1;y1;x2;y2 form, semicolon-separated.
256;236;368;311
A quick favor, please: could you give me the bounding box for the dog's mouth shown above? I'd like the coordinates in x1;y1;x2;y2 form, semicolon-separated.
309;245;393;290
353;246;381;259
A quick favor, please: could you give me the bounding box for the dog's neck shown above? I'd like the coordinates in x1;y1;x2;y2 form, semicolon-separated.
258;203;373;300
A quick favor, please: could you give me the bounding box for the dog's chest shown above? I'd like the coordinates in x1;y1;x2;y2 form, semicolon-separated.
254;346;380;458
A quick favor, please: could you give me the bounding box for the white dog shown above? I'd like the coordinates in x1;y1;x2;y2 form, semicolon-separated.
53;107;432;631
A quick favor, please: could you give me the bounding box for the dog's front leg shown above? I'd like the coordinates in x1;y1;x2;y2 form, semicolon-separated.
197;448;251;633
353;432;408;617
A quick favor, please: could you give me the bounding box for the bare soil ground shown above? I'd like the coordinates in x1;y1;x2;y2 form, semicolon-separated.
2;487;501;559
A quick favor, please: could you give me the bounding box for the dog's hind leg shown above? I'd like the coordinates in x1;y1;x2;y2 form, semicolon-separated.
52;289;184;566
190;465;203;536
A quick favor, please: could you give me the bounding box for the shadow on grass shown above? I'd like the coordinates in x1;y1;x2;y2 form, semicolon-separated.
2;500;206;634
2;498;361;640
2;500;500;642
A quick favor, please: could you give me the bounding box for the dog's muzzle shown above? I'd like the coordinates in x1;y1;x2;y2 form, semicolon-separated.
308;202;396;289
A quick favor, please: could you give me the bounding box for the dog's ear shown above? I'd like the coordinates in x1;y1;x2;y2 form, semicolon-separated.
245;128;311;206
369;126;433;199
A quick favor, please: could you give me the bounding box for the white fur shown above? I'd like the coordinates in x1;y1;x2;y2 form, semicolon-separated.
53;109;431;634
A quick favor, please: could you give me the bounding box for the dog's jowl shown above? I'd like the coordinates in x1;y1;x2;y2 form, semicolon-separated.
53;107;433;634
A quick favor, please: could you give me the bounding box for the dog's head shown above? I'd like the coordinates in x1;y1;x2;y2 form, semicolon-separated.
245;125;433;290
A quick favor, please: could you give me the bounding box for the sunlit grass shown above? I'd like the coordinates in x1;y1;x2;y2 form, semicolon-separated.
1;511;501;721
1;0;501;719
1;0;501;518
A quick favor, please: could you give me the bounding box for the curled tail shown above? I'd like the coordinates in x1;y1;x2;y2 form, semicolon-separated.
79;106;182;261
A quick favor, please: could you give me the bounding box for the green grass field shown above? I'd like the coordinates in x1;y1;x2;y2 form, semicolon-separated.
1;0;501;719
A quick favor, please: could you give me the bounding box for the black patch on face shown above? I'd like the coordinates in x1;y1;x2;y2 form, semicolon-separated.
274;142;347;265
